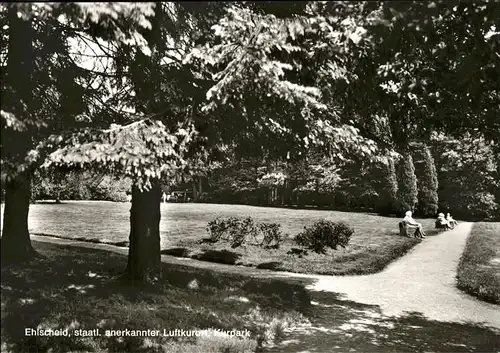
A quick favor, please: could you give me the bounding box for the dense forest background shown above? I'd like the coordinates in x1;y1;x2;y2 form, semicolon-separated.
26;131;498;221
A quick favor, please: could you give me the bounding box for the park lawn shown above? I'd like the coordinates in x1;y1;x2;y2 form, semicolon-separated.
456;222;500;304
1;241;311;353
2;202;438;275
168;235;424;276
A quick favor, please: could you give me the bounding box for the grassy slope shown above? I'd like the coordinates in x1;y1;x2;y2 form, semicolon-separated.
457;222;500;304
2;202;439;275
1;241;311;353
167;236;425;276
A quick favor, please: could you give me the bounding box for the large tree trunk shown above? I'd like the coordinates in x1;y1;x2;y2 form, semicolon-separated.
1;4;36;263
126;183;162;284
1;171;37;263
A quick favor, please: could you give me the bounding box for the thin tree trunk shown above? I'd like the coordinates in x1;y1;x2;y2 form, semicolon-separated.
126;182;162;284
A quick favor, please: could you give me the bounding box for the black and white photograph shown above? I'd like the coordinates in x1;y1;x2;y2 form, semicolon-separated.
1;1;499;352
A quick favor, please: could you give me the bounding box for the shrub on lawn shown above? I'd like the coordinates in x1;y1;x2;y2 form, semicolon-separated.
294;220;354;254
206;217;258;248
259;223;287;249
206;217;287;249
206;217;228;243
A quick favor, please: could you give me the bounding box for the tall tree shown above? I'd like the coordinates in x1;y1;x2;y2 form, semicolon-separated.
374;155;399;215
414;144;439;216
43;2;380;283
397;152;418;213
1;5;37;262
123;2;379;282
1;2;155;263
43;2;226;283
122;2;231;283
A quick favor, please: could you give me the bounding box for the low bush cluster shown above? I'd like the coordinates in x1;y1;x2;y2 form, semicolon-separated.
206;217;355;255
294;219;354;254
206;217;287;249
258;223;285;249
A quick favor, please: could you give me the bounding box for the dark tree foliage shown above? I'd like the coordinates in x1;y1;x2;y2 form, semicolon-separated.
397;152;418;213
375;156;399;216
431;134;499;221
414;145;439;217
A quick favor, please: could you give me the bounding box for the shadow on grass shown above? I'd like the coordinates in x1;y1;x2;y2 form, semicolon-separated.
160;247;191;257
199;237;217;244
32;201;65;205
256;262;283;271
32;233;130;248
267;291;500;353
191;249;242;265
1;241;312;353
31;231;438;278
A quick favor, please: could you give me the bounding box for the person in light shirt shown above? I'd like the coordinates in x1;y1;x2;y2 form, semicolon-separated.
403;210;426;238
446;213;458;228
436;213;451;229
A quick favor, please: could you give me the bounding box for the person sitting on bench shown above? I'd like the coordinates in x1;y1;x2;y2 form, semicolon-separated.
403;211;426;238
435;213;451;230
446;213;458;228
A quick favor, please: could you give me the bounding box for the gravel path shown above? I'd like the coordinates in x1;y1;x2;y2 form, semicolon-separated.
304;222;500;328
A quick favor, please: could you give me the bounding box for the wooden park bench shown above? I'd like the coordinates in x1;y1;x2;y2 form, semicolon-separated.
399;221;426;238
435;220;452;231
399;221;414;237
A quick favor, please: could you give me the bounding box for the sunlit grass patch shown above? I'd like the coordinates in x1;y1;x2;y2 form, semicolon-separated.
457;222;500;304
